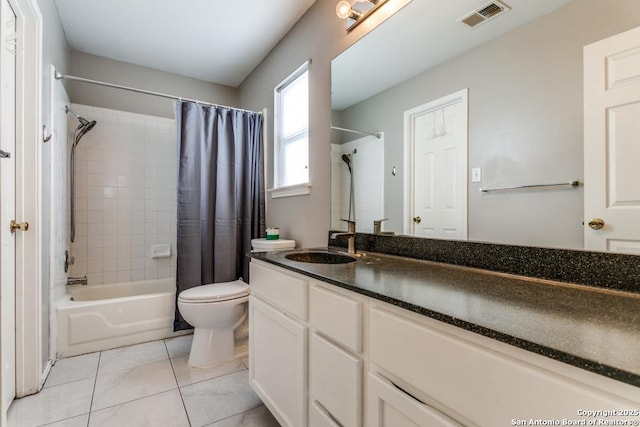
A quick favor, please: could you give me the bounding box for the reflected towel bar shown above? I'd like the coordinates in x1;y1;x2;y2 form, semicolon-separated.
479;180;580;193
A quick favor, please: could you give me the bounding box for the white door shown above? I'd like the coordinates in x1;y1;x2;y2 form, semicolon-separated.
0;0;17;416
404;89;468;239
584;26;640;254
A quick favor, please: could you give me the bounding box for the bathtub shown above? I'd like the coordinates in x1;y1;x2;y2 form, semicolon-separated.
56;278;186;357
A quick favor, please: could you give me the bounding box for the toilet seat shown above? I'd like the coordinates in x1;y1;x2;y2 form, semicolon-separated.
178;280;249;303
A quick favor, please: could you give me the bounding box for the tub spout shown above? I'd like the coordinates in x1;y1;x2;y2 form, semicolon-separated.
67;276;87;286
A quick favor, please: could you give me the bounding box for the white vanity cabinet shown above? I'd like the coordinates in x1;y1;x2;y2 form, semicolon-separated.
249;261;309;427
309;284;365;427
249;260;639;427
368;303;640;426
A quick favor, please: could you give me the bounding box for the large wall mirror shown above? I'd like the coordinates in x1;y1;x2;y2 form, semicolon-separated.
330;0;640;253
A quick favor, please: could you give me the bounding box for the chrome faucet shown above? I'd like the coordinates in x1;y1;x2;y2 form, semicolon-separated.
373;218;388;234
331;219;356;254
67;276;87;286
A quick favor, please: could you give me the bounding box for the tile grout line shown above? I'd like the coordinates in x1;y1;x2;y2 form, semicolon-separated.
85;351;102;427
165;338;193;427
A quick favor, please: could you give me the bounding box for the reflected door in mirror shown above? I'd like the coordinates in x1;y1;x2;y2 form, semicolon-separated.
406;90;468;239
584;26;640;255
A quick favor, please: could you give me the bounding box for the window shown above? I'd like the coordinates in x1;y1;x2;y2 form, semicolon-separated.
273;62;310;197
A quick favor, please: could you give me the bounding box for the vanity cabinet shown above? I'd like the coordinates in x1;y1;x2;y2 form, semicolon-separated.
368;303;639;426
249;262;308;427
249;260;639;427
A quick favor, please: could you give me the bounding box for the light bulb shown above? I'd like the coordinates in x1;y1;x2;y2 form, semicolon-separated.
336;1;352;19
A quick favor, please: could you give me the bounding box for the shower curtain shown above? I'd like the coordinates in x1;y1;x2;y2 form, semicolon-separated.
174;101;265;331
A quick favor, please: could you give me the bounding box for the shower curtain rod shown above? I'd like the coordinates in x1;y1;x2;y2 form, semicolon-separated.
54;71;260;115
331;125;381;139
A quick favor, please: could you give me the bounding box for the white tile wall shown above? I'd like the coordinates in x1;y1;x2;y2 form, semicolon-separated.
68;105;177;285
331;135;385;233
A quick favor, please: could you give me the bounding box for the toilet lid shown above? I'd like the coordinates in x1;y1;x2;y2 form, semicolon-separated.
178;280;249;303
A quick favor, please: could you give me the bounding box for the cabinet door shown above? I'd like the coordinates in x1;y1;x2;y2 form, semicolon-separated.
366;373;462;427
249;296;307;427
310;332;362;427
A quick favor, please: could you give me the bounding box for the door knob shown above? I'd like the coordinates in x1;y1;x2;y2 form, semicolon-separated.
588;218;604;230
412;216;422;224
10;220;29;233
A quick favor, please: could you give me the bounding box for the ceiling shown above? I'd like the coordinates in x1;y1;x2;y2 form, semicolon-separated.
332;0;573;110
54;0;317;88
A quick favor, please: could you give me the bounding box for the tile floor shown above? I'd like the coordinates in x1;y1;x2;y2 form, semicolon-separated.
7;336;280;427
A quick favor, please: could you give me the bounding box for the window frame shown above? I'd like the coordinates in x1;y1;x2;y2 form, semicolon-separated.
270;60;311;198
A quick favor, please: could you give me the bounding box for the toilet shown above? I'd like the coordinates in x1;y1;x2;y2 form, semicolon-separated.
178;280;250;368
177;238;295;368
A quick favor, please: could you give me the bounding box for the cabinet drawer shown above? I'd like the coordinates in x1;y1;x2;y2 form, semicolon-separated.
250;261;308;320
309;401;341;427
309;284;362;353
369;307;635;426
310;332;362;427
367;372;462;427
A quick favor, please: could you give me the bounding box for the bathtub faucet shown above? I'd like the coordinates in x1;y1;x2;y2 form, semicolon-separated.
67;276;87;286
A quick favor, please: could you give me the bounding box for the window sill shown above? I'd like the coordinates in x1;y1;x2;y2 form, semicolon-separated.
268;183;312;199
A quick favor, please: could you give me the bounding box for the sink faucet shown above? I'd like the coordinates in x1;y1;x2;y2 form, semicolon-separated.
331;219;356;254
373;218;388;234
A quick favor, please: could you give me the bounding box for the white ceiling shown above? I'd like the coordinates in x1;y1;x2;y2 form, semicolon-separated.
54;0;317;87
332;0;573;110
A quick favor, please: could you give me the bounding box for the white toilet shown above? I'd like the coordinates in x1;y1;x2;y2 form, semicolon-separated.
178;280;250;368
178;238;295;368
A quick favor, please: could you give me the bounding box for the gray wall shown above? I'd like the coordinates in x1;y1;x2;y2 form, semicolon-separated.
238;0;397;247
335;0;640;249
69;51;239;118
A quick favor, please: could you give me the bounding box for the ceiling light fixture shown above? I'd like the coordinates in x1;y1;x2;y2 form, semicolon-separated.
336;0;389;31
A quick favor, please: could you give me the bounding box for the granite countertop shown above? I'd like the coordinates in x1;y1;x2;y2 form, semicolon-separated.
250;248;640;387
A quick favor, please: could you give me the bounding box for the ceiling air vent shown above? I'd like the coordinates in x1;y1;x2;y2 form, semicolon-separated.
459;1;510;29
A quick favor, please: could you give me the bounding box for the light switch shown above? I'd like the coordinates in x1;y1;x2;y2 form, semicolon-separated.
471;168;481;183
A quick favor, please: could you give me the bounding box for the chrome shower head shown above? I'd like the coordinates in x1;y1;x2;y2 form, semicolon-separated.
77;120;97;139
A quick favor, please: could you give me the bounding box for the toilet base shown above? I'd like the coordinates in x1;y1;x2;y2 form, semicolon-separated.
188;328;235;368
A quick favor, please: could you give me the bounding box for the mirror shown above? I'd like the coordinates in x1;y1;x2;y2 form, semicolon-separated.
331;0;640;252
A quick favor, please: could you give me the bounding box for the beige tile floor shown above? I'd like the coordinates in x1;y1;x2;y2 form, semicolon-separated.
7;336;280;427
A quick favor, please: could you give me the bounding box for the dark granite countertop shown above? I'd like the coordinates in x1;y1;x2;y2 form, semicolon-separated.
250;248;640;388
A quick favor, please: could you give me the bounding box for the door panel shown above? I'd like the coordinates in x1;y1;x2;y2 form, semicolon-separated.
0;0;17;416
584;26;640;253
407;90;468;240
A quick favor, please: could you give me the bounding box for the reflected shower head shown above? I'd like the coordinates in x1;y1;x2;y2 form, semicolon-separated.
341;153;352;174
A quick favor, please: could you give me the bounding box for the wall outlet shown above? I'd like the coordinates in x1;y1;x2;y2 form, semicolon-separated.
471;167;482;183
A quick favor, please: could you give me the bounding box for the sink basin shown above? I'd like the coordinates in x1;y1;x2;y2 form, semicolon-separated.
285;251;357;264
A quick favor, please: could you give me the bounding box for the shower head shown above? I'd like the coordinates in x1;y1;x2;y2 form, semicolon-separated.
77;120;97;139
341;153;352;173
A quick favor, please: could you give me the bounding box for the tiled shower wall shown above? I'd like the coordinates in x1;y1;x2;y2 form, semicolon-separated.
331;135;384;233
67;104;177;285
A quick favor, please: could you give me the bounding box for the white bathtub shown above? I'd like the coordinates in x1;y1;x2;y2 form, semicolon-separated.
56;278;186;357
